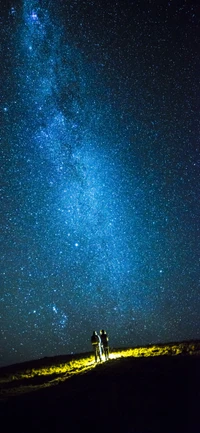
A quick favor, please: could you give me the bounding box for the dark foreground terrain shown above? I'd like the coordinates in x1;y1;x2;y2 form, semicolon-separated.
0;347;200;433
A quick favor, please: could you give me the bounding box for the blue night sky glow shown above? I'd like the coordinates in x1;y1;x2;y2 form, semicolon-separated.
1;0;200;366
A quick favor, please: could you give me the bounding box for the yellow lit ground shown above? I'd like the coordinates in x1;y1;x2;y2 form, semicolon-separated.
0;341;199;399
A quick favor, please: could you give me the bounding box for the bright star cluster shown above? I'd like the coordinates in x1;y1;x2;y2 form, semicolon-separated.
1;0;199;366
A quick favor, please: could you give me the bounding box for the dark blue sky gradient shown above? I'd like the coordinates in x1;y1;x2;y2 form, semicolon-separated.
1;0;200;367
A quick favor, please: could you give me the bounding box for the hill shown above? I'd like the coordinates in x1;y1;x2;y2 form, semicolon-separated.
0;341;200;433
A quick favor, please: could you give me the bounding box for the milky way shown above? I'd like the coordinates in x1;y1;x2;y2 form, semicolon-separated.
1;0;200;366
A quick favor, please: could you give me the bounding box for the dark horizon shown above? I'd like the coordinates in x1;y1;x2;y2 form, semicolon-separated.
1;337;200;370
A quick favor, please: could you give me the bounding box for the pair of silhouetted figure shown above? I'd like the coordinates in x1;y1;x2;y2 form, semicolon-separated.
91;330;109;362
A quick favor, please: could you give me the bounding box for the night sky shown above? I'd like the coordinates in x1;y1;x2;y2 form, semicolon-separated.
1;0;199;367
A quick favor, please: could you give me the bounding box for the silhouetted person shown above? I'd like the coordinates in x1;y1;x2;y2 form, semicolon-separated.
100;329;109;360
91;331;102;362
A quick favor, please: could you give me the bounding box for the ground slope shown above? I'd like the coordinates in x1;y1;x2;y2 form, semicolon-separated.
0;344;199;433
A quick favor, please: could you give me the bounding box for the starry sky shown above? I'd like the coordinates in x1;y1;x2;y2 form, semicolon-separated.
1;0;200;367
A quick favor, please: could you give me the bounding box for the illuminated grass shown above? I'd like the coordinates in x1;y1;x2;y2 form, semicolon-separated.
0;355;95;385
0;355;96;398
111;341;199;360
0;341;199;396
111;344;182;360
21;355;95;380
